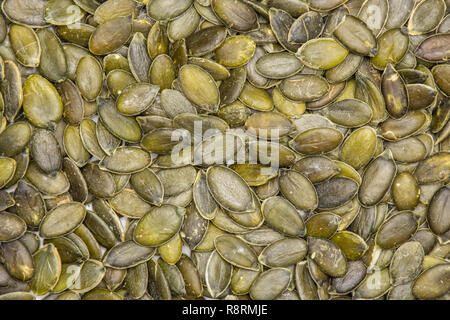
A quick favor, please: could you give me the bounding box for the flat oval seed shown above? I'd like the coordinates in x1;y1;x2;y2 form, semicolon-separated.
250;268;291;300
134;205;185;247
36;28;67;83
308;237;347;277
64;125;90;167
9;24;41;67
25;162;70;196
212;0;258;32
381;64;409;119
392;172;420;211
261;196;306;237
205;250;232;298
408;0;446;35
214;234;260;271
79;119;106;160
179;64;219;113
0;212;26;242
0;157;16;188
414;152;450;184
23;75;63;129
30;129;62;174
357;0;388;36
215;35;256;68
98;98;142;143
39;202;86;239
255;52;303;79
380;110;429;141
245;111;295;138
432;64;450;96
279;169;318;211
31;244;61;296
427;187;450;235
279;74;329;102
130;169;164;207
56;80;84;125
289;127;343;155
206;166;255;214
296;38;348;70
376;211;419;249
315;177;359;209
307;0;348;11
71;259;106;294
359;150;397;207
390;241;424;285
354;267;391;299
186;26;228;57
371;28;409;70
100;146;151;174
323;99;372;127
330;260;367;295
415;34;450;63
103;241;155;269
75;56;103;101
2;0;48;27
89;15;132;55
239;82;274;111
93;0;136;24
160;89;197;118
259;238;307;268
333;15;377;56
412;264;450;299
1;61;23;122
330;231;368;260
146;0;192;21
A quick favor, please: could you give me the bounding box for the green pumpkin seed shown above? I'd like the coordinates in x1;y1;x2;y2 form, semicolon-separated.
415;34;450;63
56;23;95;48
323;99;373;127
333;15;377;57
109;188;152;219
380;110;430;141
64;125;91;167
306;0;348;11
71;259;106;293
186;26;227;57
250;267;291;300
255;52;303;79
36;28;67;82
392;172;420;210
156;166;196;197
82;162;116;198
296;38;348;70
89;15;132;55
98;98;142;143
279;74;329;102
269;8;300;52
371;28;409;70
359;150;397;207
134;205;185;247
354;267;391;299
30;244;61;296
357;0;388;36
0;61;22;123
0;212;26;242
9;24;41;67
259;238;307;268
205;250;232;298
214;234;260;271
56;79;84;125
25;162;70;196
103;241;155;269
0;122;31;157
146;0;192;21
308;237;347;277
427;187;450;235
408;0;446;35
93;0;136;24
215;35;256;68
412;264;450;299
179;64;220;112
2;0;48;27
289;127;343;155
376;211;419;249
39;202;86;239
261;196;306;237
99;146;151;174
23;74;63;129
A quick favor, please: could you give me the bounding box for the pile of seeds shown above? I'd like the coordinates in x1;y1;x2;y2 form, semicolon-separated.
0;0;449;301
